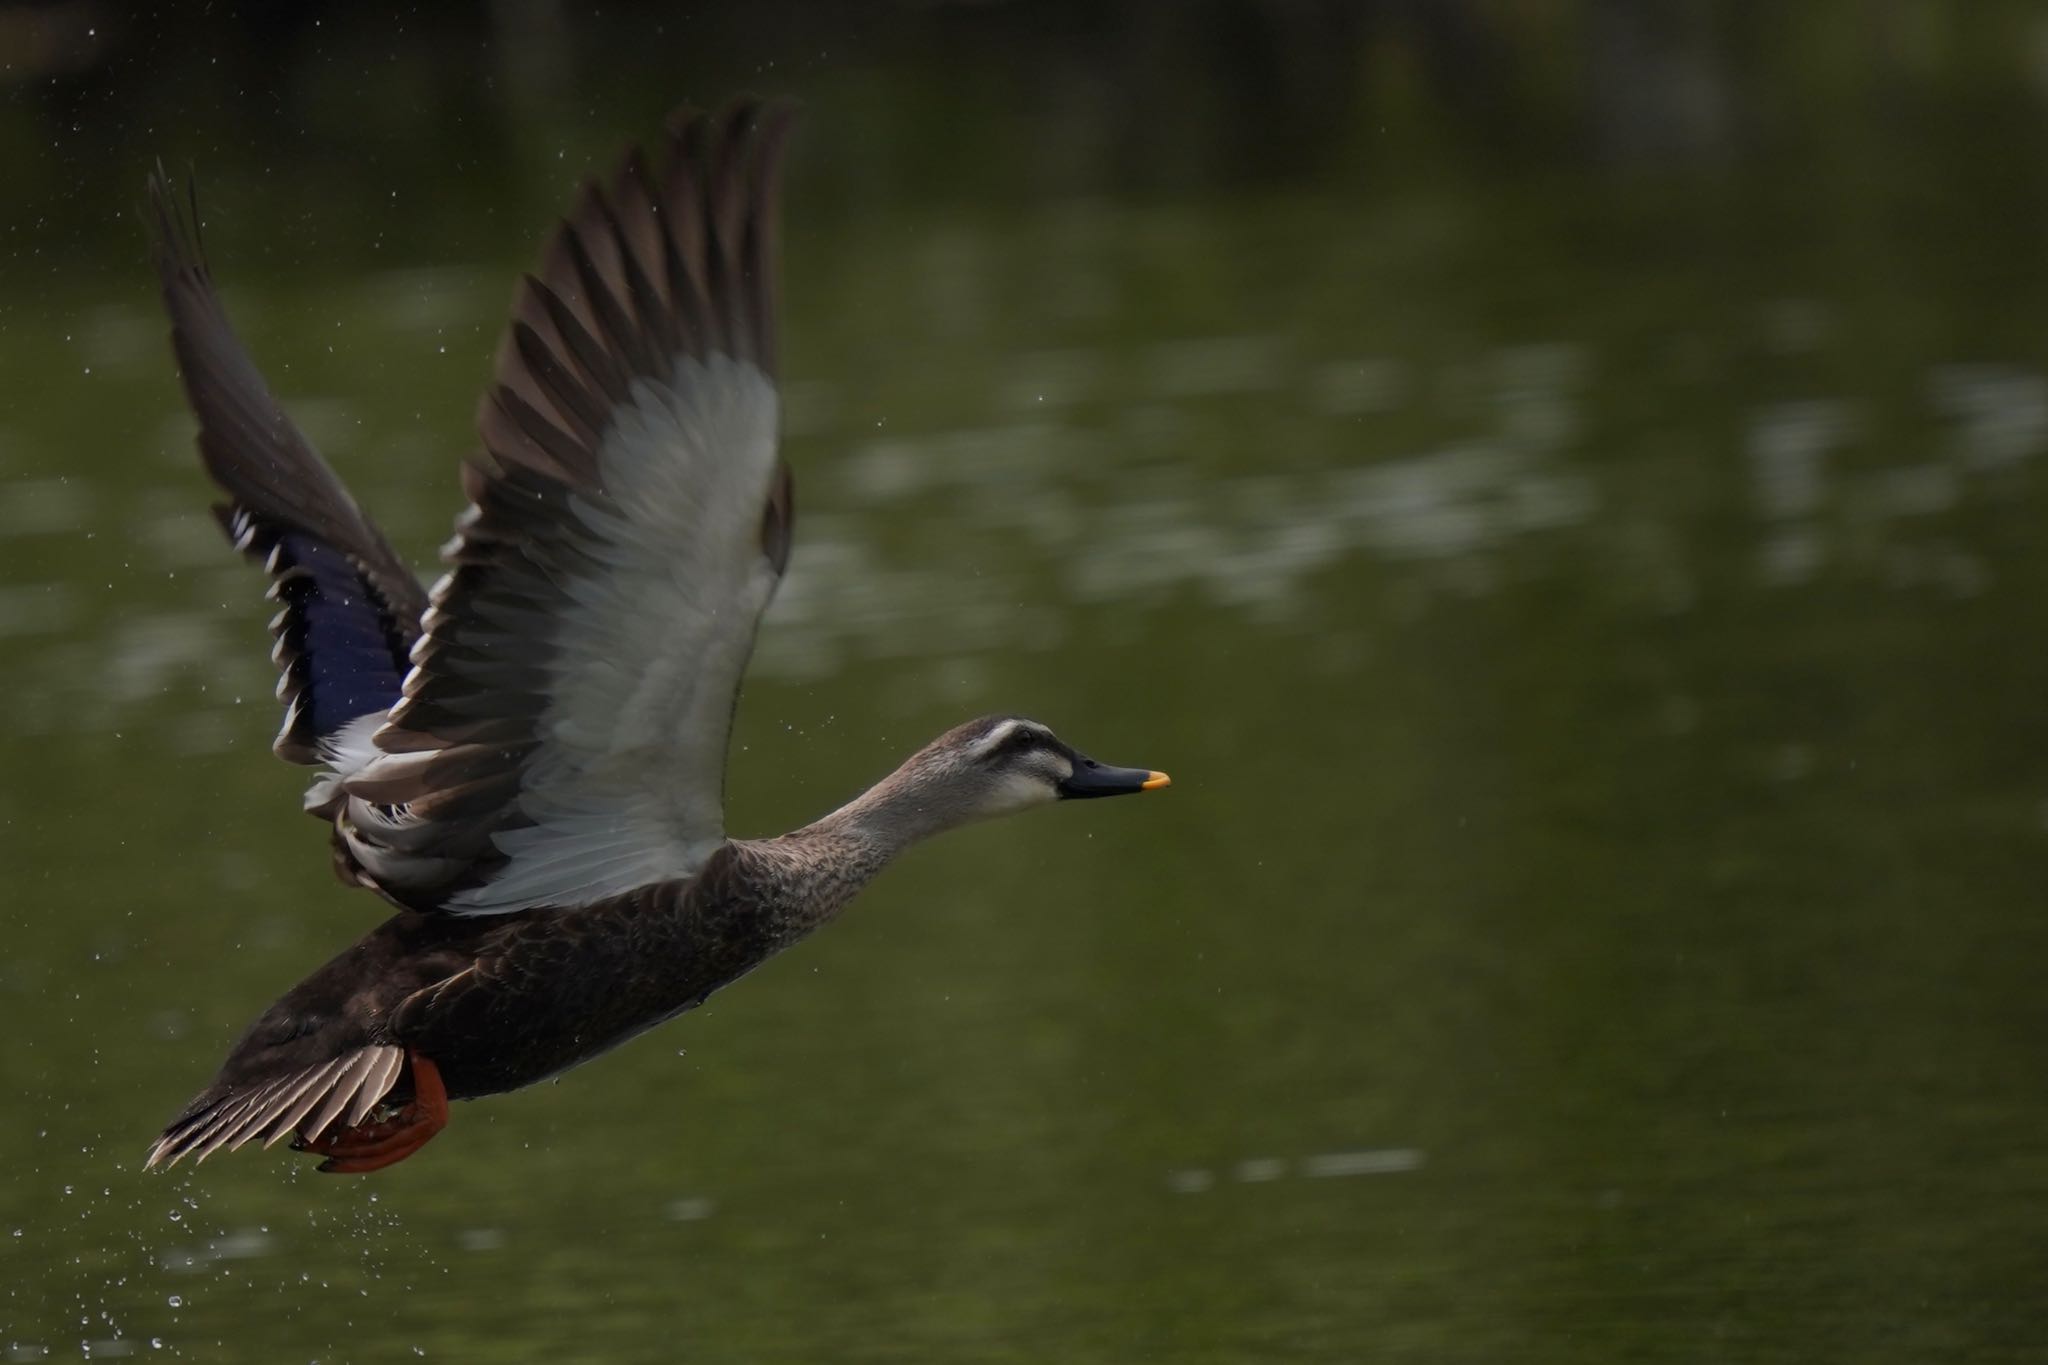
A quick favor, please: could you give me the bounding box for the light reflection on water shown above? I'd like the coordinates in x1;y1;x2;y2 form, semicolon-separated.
15;293;2048;711
10;299;1628;703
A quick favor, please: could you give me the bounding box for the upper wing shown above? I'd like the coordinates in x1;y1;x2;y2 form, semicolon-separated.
336;103;798;915
149;170;426;769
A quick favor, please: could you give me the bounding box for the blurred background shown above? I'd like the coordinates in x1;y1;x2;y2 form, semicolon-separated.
6;0;2048;1360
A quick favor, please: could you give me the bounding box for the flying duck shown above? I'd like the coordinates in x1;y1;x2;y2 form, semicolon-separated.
142;102;1169;1175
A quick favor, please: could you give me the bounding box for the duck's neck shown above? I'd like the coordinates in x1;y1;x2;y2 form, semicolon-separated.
801;766;957;863
741;768;955;933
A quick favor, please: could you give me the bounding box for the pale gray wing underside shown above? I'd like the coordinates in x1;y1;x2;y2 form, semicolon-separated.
335;103;797;915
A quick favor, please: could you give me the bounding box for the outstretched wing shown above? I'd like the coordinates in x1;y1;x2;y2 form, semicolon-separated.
149;170;426;770
336;103;798;915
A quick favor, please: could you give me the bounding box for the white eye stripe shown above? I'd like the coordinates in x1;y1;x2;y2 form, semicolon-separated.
969;719;1051;759
969;720;1022;758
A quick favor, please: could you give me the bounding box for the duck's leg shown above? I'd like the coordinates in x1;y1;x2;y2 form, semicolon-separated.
298;1052;448;1175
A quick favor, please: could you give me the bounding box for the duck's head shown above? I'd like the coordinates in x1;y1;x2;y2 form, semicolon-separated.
850;714;1169;842
952;714;1169;815
815;716;1171;855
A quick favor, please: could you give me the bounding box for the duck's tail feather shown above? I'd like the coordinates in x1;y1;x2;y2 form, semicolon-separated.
144;1045;406;1171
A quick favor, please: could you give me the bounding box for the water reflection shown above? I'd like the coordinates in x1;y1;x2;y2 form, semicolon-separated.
19;286;2048;721
1168;1147;1426;1194
9;290;1628;701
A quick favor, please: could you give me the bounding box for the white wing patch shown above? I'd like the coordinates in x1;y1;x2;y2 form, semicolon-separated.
303;712;388;814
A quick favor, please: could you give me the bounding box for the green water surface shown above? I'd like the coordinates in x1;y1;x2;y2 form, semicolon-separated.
5;5;2048;1361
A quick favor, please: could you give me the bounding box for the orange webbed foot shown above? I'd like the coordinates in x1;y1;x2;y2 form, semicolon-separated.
297;1053;448;1175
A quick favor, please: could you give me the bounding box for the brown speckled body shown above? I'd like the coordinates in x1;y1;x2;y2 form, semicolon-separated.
181;833;882;1121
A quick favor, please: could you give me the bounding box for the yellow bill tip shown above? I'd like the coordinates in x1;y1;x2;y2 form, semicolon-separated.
1141;771;1172;791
